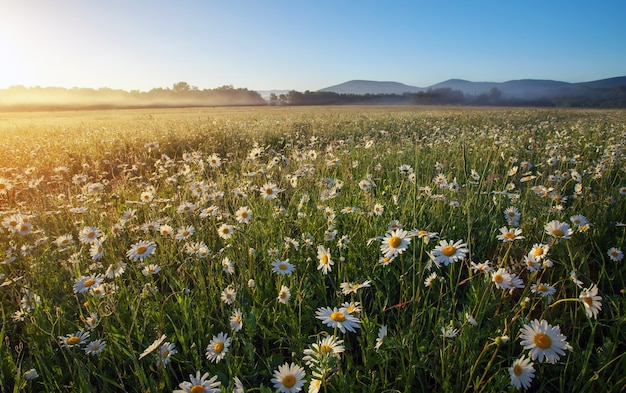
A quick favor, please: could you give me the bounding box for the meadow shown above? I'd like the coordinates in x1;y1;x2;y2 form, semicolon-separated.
0;106;624;392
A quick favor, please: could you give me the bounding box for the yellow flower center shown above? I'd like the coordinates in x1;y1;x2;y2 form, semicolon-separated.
388;236;402;248
282;374;296;388
537;284;548;292
67;336;81;345
583;296;594;306
240;211;248;218
279;264;287;270
534;247;544;256
83;278;96;287
551;229;564;237
190;385;205;393
91;344;100;351
265;188;273;195
533;333;552;349
513;364;523;376
330;311;346;322
182;231;189;236
494;274;503;284
503;232;516;239
321;254;329;265
320;344;332;354
162;349;170;358
442;245;457;257
214;342;224;354
136;246;147;255
87;232;95;238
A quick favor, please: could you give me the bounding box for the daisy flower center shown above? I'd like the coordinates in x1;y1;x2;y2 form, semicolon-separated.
388;236;402;248
320;344;332;354
551;229;564;237
67;336;81;345
442;245;457;257
321;254;329;264
136;246;147;255
190;385;205;393
265;188;273;195
279;264;287;271
503;232;516;239
83;278;96;287
214;342;224;354
241;212;248;218
537;284;548;292
91;344;100;351
418;230;428;236
87;232;95;238
493;274;504;284
583;297;594;306
330;311;346;322
282;374;297;388
533;333;552;349
534;248;544;256
162;349;170;358
513;364;523;376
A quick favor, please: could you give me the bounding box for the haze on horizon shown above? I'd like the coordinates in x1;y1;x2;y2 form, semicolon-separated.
1;0;625;93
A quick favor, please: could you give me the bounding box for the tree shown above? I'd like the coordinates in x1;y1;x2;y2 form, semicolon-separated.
172;82;191;93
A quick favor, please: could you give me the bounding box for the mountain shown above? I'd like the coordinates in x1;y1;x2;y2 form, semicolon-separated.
317;77;626;100
318;80;424;95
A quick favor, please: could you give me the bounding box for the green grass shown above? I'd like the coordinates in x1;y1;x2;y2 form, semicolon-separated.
0;106;625;392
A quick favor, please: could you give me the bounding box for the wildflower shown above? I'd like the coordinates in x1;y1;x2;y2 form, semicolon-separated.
509;355;535;390
260;182;282;200
20;290;41;311
217;223;236;240
607;247;624;262
342;301;361;314
492;268;513;290
142;264;161;276
271;362;306;393
529;243;550;260
175;226;195;241
315;307;361;333
278;285;291;304
497;226;524;242
271;258;295;275
441;326;457;338
174;371;221;393
519;319;572;363
579;284;602;319
570;270;584;288
544;220;573;240
470;260;493;273
375;325;387;351
380;228;412;258
230;309;243;332
105;261;126;278
206;332;230;363
53;234;74;249
340;280;371;295
570;215;588;229
465;313;478;326
430;239;469;266
126;240;157;261
73;274;104;294
316;245;334;274
221;285;236;305
58;330;90;348
372;203;384;216
139;334;167;360
411;229;439;244
233;376;244;393
85;339;106;356
303;335;345;369
424;272;438;287
235;206;253;224
531;283;556;303
78;226;102;244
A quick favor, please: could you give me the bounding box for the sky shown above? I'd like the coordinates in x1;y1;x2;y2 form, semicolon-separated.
1;0;625;92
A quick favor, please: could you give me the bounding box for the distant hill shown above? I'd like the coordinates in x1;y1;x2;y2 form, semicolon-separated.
318;80;424;95
317;77;626;100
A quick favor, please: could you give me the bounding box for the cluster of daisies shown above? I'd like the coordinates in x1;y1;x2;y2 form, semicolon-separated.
0;112;624;392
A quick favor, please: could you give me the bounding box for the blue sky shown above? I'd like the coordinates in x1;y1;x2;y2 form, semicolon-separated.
2;1;625;91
